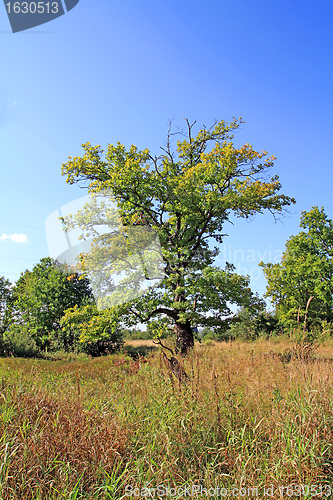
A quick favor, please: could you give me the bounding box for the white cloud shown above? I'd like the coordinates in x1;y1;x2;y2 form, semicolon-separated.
0;233;29;243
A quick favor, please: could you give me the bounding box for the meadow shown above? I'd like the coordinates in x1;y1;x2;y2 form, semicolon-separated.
0;338;333;499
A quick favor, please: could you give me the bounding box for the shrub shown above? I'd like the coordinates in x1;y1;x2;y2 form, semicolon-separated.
201;328;216;341
126;329;153;341
78;334;124;357
59;304;124;356
226;307;282;341
3;325;40;358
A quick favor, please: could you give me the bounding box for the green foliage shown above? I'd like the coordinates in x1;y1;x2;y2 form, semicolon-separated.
120;327;142;339
200;326;216;341
260;206;333;331
125;329;154;340
228;307;256;341
61;118;295;353
59;303;124;356
145;317;174;339
0;276;13;355
11;257;94;350
254;309;282;338
122;344;157;358
4;324;40;358
227;306;281;341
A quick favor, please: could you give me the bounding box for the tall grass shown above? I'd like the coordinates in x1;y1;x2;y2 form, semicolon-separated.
0;339;333;498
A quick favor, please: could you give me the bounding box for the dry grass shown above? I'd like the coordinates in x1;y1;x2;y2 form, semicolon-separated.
0;339;333;498
124;339;156;347
0;391;126;499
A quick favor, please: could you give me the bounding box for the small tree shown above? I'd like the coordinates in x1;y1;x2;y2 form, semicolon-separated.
11;257;94;350
60;304;124;356
227;306;281;341
0;276;13;355
260;206;333;332
62;118;295;354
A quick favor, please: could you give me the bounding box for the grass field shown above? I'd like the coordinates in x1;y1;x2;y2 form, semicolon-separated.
0;339;333;499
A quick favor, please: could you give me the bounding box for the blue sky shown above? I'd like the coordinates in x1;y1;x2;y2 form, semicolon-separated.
1;0;333;306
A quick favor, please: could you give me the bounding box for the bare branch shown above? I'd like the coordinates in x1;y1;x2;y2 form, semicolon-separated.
129;306;177;323
153;338;174;355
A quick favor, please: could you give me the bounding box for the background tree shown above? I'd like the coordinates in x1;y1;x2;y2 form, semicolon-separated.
0;276;13;355
226;306;281;341
59;304;124;356
11;257;94;350
61;118;295;354
260;206;333;331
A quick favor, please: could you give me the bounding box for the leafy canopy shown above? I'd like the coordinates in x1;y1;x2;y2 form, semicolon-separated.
60;304;124;356
61;118;295;349
227;306;281;341
0;276;12;353
12;257;94;349
260;206;333;330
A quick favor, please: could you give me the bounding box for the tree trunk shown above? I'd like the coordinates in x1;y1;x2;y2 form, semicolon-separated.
174;320;194;356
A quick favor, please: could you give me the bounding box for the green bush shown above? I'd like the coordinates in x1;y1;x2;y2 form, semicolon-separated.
226;307;282;341
59;304;124;356
78;334;124;357
4;325;40;358
201;328;216;341
122;344;157;359
52;324;124;357
203;338;214;346
126;329;153;340
198;325;234;342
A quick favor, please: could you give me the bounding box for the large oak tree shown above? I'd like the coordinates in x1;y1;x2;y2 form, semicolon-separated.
61;118;295;354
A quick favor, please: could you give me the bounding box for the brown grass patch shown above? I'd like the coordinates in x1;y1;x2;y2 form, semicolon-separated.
0;389;127;499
